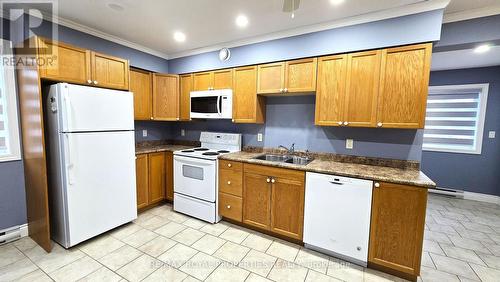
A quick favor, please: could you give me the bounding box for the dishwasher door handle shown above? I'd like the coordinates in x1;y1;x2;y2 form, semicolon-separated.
329;181;344;185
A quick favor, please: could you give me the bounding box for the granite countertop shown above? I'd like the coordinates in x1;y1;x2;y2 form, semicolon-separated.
219;151;435;188
135;140;199;154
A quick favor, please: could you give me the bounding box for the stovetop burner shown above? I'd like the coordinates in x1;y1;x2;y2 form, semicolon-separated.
218;150;230;153
181;150;195;153
194;148;209;151
202;152;220;156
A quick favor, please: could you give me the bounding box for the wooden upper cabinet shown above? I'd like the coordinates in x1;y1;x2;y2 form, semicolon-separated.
315;55;348;126
343;50;381;127
153;74;179;121
213;69;233;89
233;66;265;124
369;182;427;280
193;71;213;91
270;169;305;241
377;43;432;129
135;154;149;209
148;152;166;204
37;38;91;84
179;74;193;121
130;68;152;120
257;62;285;94
285;58;317;93
243;170;272;230
91;52;130;90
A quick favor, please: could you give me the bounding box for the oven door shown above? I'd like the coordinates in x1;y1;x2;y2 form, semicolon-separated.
174;155;216;202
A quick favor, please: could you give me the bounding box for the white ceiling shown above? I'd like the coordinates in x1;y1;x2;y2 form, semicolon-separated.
50;0;434;58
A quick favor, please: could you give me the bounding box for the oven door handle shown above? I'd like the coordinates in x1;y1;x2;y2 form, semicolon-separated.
175;156;214;167
216;95;221;116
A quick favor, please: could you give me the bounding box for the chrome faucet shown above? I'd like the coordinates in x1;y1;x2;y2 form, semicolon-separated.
279;143;295;155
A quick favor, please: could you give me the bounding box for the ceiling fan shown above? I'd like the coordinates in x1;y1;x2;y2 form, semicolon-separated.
282;0;301;18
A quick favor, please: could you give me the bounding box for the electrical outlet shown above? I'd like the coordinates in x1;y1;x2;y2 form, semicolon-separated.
142;130;147;137
257;133;263;142
346;139;353;149
489;131;496;139
181;129;186;137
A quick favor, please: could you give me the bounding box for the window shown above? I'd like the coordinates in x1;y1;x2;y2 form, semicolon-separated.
0;40;21;162
423;84;489;154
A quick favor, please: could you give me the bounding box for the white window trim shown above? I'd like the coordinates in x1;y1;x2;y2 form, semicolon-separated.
423;83;489;155
0;40;21;162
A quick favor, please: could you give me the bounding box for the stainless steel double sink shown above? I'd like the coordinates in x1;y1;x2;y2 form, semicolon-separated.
253;154;313;165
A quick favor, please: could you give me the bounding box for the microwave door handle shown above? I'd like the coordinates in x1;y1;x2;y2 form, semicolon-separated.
217;95;221;116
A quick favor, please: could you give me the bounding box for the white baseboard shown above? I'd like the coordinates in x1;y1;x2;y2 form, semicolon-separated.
463;191;500;205
0;224;28;245
19;224;28;237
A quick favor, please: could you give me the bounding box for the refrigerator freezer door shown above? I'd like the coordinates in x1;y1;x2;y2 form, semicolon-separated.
62;131;137;246
55;83;134;132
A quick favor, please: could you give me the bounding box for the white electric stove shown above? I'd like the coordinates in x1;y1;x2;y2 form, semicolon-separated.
173;132;242;223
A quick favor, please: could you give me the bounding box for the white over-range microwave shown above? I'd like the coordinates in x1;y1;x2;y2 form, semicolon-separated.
190;89;233;119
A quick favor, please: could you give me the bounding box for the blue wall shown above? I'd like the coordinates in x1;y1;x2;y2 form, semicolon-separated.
170;96;423;160
168;10;443;74
422;66;500;196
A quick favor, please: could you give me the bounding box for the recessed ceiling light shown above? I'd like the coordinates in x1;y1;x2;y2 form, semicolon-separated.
329;0;345;5
107;3;124;12
474;44;491;54
235;14;249;28
173;31;186;42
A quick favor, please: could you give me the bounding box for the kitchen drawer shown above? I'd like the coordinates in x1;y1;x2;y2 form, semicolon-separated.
219;193;242;222
219;160;242;171
219;168;243;196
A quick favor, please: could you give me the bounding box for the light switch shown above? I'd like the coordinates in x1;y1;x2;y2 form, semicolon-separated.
142;130;147;137
489;131;496;139
346;139;353;149
181;129;186;136
257;133;263;142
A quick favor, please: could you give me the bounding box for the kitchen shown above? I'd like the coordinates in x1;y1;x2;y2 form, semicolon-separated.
1;0;499;281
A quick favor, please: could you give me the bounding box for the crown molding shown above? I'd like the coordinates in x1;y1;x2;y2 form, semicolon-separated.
167;0;450;59
38;10;170;60
443;4;500;23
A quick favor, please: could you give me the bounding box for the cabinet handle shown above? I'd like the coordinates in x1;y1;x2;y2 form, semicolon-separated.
93;80;98;85
374;182;380;188
344;121;349;126
87;79;92;84
227;181;231;185
227;163;232;168
176;118;180;121
271;178;276;183
338;121;343;126
284;88;288;92
377;122;383;127
226;205;231;209
150;117;153;120
266;178;271;183
279;88;283;93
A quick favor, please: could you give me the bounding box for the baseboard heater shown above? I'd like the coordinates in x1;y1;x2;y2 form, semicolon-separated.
428;187;464;198
0;225;27;245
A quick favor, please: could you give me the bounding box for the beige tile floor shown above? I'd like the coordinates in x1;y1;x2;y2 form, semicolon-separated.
1;194;500;282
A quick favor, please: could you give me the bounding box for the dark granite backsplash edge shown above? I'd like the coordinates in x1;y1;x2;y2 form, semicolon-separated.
243;146;420;170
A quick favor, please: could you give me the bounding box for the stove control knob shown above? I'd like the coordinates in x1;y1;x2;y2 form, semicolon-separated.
227;181;231;185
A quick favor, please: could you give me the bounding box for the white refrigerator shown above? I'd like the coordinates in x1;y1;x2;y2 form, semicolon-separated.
46;83;137;248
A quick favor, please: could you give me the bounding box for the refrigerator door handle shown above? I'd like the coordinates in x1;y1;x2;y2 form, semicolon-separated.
64;134;75;185
63;91;73;131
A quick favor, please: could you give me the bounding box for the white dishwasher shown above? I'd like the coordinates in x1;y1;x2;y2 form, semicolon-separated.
304;172;373;266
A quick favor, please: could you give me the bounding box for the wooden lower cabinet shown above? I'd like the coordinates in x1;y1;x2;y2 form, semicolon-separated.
242;163;305;240
368;182;428;281
219;193;243;222
135;151;174;210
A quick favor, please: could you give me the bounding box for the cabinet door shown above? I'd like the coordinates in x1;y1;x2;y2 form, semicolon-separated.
193;71;213;91
257;62;285;94
343;50;381;127
165;152;174;201
233;66;265;124
377;43;432;129
270;171;305;240
153;74;179;121
243;171;272;230
91;52;130;90
179;74;193;121
148;152;166;204
135;154;149;209
130;69;152;120
285;58;317;93
315;55;348;126
213;69;233;90
38;38;91;84
368;182;427;278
